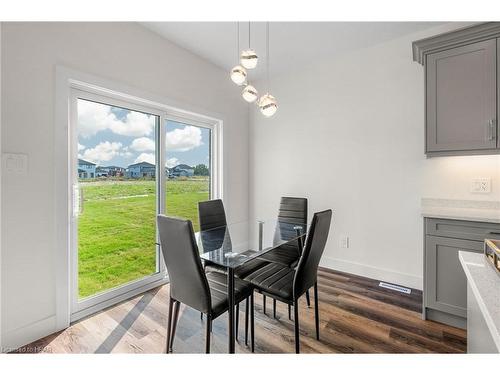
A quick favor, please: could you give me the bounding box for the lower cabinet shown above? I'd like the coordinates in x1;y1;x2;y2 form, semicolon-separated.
423;218;500;328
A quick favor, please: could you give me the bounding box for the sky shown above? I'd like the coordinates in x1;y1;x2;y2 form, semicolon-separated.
77;99;210;169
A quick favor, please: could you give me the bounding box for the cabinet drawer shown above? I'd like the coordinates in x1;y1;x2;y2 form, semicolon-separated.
425;218;500;241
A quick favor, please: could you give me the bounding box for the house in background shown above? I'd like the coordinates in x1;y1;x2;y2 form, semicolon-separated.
95;166;108;177
78;159;96;179
171;164;194;177
101;166;126;177
126;161;156;178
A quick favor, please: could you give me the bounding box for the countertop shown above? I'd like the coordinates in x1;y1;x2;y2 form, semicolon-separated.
458;251;500;352
421;198;500;224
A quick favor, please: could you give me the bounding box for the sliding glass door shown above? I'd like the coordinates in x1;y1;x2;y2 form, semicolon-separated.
69;88;221;321
70;90;165;320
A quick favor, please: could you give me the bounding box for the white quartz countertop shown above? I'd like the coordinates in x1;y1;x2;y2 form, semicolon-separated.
421;198;500;223
459;251;500;352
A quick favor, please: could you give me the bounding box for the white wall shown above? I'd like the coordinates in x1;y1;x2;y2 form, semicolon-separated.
249;22;500;290
1;22;248;349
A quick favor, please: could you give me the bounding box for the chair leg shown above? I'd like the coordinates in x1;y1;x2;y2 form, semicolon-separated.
293;298;300;354
250;293;255;353
245;297;249;346
235;303;240;341
314;282;319;340
205;315;212;354
170;300;181;352
288;304;292;320
273;299;277;319
166;297;174;354
263;295;266;314
305;290;311;308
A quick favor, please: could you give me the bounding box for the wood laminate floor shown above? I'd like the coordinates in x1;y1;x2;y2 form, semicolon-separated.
20;268;466;354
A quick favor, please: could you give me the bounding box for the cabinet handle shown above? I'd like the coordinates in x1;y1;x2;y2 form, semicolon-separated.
487;119;497;141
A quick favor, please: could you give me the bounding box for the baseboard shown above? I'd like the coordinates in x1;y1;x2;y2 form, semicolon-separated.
320;256;423;290
1;315;57;352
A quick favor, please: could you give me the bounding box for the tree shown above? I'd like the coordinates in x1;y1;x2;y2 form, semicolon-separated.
194;164;209;176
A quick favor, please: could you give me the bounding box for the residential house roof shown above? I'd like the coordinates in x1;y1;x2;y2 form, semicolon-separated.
127;161;155;169
78;159;96;166
174;164;193;170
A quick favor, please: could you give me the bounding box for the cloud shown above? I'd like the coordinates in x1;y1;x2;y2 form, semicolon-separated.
166;157;179;168
80;141;123;164
78;143;86;151
166;126;202;152
130;137;155;152
78;100;155;138
134;152;155;165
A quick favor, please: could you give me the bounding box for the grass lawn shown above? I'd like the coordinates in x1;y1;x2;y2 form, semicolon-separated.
78;178;209;298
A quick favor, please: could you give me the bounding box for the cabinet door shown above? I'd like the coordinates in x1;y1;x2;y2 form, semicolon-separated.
425;236;483;317
426;39;497;152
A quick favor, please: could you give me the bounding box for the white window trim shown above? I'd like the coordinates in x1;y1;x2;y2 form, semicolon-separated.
55;66;224;328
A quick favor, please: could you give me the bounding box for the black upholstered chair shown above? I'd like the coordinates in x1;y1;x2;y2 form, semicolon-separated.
198;199;270;278
259;197;308;267
258;197;310;315
198;199;270;335
157;215;255;353
244;209;332;353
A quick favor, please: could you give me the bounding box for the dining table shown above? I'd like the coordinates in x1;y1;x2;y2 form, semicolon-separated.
196;218;307;353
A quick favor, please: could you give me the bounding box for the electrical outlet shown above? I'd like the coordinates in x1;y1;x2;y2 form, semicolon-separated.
340;236;349;249
471;178;491;194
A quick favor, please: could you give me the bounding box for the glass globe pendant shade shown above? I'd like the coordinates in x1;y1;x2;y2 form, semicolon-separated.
240;49;258;69
230;65;247;86
258;93;277;117
242;84;258;103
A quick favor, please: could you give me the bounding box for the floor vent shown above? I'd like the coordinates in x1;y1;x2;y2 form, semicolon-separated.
378;282;412;294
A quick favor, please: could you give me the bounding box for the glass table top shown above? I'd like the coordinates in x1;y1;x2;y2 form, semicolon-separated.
196;219;307;269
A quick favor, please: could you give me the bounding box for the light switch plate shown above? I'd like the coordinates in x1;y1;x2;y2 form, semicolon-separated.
2;153;28;175
471;178;491;194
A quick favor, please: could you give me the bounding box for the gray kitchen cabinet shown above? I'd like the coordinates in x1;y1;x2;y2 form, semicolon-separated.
413;22;500;156
423;218;500;328
426;40;497;153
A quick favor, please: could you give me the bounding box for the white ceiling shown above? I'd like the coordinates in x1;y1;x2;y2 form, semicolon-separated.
142;22;444;79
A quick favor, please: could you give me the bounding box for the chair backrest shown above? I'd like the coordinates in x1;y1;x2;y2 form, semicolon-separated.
293;209;332;297
157;215;211;313
274;197;308;250
278;197;308;225
198;199;227;231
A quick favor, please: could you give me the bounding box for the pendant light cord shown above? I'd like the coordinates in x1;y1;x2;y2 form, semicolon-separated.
266;22;270;92
236;21;240;61
248;21;251;48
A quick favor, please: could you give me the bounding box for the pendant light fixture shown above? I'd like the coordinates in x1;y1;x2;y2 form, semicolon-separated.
230;22;247;86
242;84;258;103
240;22;258;69
258;22;278;117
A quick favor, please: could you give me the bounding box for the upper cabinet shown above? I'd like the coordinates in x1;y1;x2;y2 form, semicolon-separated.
413;23;500;156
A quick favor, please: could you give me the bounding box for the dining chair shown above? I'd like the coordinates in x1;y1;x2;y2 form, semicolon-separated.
244;209;332;353
198;199;269;278
198;199;269;338
157;215;255;353
258;197;310;316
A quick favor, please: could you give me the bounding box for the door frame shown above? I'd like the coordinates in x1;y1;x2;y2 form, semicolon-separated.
55;66;223;329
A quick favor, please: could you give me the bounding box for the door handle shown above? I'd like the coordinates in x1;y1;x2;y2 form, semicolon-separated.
73;184;84;217
487;119;497;141
79;187;84;215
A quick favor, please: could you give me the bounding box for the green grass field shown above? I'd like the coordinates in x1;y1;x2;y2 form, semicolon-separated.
78;178;209;298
